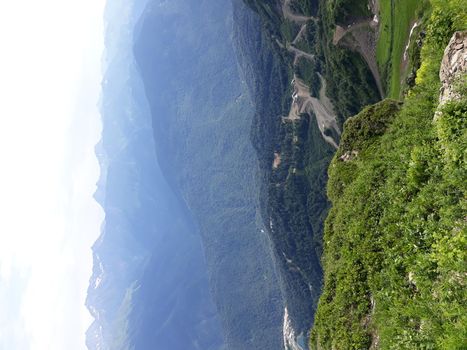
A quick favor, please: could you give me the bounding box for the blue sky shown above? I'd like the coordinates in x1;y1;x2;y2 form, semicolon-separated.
0;1;105;348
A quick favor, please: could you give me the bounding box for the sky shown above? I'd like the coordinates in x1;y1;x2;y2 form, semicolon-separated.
0;1;105;349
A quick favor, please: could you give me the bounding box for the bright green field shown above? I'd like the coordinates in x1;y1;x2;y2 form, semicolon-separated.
376;0;423;98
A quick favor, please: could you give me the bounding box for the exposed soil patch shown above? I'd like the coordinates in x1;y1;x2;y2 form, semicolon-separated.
273;152;282;168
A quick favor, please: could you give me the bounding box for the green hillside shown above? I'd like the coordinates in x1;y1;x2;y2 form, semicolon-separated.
240;0;465;348
311;1;467;348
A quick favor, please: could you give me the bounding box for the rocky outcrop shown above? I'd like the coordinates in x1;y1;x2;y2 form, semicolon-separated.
439;31;467;104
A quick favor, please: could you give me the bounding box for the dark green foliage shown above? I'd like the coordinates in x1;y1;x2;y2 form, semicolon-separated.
329;0;371;25
281;19;302;42
319;1;381;124
234;1;292;165
323;47;381;124
294;56;319;96
289;0;318;17
338;100;401;154
294;20;318;54
293;21;322;97
268;115;335;331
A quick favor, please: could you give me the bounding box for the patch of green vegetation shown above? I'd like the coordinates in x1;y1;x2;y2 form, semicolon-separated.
289;0;319;17
329;0;371;25
294;20;318;54
321;45;381;124
376;0;428;99
269;114;335;331
295;56;320;96
311;1;467;348
294;55;312;81
281;19;301;42
290;20;323;96
320;0;380;124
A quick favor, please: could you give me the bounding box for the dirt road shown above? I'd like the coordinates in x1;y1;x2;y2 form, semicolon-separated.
282;0;315;25
278;0;340;149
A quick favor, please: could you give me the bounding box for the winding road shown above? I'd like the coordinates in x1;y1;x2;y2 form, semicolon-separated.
282;0;315;25
280;0;340;149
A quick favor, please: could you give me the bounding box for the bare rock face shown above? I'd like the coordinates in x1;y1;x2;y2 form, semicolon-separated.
439;31;467;104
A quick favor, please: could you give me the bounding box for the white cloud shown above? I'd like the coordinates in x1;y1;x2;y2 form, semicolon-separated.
0;0;105;349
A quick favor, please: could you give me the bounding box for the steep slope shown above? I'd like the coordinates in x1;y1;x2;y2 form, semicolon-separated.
133;0;284;349
311;2;466;348
234;0;381;347
86;1;464;350
234;1;332;343
236;1;464;349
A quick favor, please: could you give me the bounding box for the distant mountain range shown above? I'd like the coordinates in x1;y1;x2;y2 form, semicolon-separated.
87;1;466;349
86;1;224;349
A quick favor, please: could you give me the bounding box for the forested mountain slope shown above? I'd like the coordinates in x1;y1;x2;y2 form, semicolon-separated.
239;0;466;349
134;1;284;348
86;1;224;349
89;0;465;349
236;0;383;347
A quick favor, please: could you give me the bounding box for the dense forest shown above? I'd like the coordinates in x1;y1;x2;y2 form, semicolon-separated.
135;1;285;348
239;0;383;340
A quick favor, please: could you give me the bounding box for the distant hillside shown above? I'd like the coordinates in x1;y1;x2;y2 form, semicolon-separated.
87;0;466;349
134;0;284;349
235;0;381;347
86;1;223;349
239;1;465;349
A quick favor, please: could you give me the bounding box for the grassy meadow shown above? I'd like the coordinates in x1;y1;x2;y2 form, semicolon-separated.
376;0;425;98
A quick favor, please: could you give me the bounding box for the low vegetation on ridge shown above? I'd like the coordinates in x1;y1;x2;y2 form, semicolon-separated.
311;1;466;348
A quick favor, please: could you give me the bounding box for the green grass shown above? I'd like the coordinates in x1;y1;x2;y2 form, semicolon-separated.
280;19;301;42
376;0;425;98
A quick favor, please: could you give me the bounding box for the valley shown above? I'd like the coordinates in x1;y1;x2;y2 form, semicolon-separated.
86;0;466;349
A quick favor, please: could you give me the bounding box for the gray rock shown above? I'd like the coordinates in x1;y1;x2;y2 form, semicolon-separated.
439;31;467;104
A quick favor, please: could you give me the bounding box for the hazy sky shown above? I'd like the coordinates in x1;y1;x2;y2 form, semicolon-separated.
0;1;105;349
